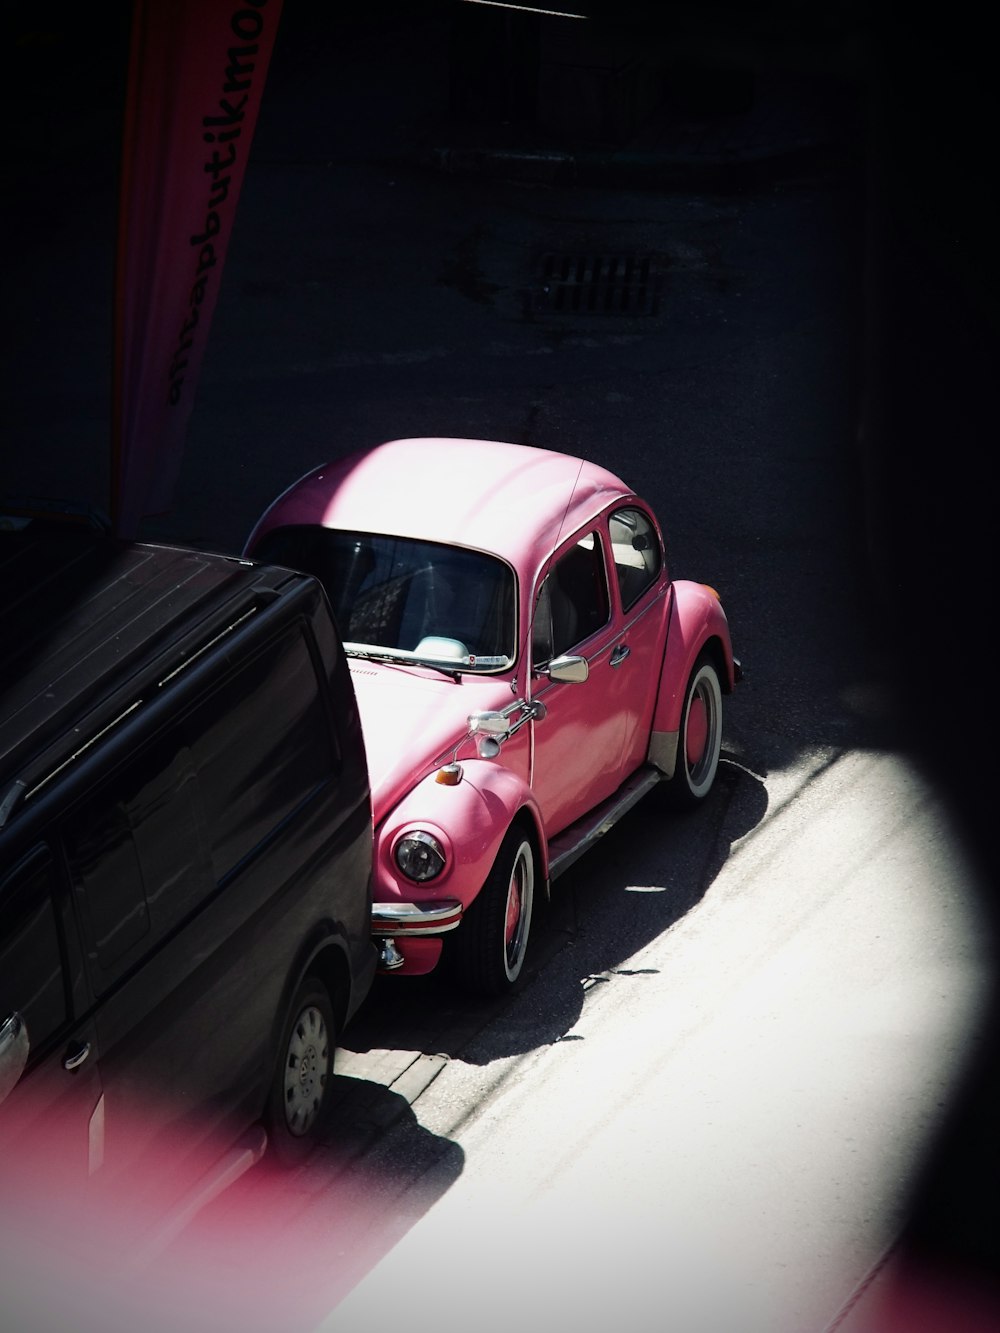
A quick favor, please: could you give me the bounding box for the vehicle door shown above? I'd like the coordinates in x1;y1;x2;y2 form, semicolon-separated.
59;731;226;1223
605;504;672;774
0;845;105;1212
60;620;346;1220
527;527;633;835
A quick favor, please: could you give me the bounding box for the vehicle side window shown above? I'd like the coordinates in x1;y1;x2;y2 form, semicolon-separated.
71;798;151;972
67;741;200;985
65;624;336;991
531;577;554;666
0;851;67;1056
609;508;662;610
533;532;610;666
187;625;336;883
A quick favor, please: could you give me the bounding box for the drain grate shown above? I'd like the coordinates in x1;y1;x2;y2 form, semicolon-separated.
534;252;660;316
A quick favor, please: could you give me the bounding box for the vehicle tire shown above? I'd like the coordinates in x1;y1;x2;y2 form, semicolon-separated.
662;653;723;809
451;829;534;998
265;979;336;1165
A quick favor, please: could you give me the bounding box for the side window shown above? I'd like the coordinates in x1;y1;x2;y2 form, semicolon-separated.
533;532;610;666
66;736;206;987
70;800;151;973
65;624;336;991
129;741;211;925
186;625;336;883
0;850;67;1056
531;577;554;667
609;507;662;610
66;728;214;985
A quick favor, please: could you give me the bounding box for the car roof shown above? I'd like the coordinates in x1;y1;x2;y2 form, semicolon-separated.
0;521;305;810
248;438;637;568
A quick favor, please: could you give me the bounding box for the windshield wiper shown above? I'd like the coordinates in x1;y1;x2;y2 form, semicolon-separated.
345;648;462;681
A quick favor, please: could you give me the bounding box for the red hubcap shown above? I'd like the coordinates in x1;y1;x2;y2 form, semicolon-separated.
505;873;522;945
686;694;708;766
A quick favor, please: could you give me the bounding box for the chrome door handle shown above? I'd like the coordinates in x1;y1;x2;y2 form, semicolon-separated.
609;644;631;668
63;1041;91;1071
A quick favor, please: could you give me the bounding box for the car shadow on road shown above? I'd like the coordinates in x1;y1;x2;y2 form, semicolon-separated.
345;753;769;1064
138;1077;464;1333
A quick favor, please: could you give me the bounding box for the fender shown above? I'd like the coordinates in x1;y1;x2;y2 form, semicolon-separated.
648;581;736;777
373;759;546;910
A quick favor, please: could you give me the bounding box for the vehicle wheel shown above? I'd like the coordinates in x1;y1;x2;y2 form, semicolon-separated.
451;829;534;998
663;654;723;808
266;979;335;1165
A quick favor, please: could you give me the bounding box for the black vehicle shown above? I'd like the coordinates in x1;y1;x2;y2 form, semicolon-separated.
0;517;374;1253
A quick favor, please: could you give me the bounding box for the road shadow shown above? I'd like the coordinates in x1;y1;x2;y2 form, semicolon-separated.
344;753;768;1064
0;1073;463;1332
140;1077;462;1333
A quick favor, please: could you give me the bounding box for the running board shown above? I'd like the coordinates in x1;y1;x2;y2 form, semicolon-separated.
127;1125;268;1269
547;765;662;882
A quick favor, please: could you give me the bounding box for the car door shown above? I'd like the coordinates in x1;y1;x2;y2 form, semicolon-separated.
605;504;672;774
60;728;227;1220
0;846;105;1210
527;527;634;836
60;619;350;1224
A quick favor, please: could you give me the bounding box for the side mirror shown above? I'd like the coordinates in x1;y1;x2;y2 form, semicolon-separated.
0;1012;29;1105
544;654;589;684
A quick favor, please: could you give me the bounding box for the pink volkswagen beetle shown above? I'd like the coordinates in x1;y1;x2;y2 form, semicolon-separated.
245;438;739;997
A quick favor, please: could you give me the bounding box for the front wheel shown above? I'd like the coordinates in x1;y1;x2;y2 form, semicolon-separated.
266;979;336;1164
450;829;534;998
662;654;723;808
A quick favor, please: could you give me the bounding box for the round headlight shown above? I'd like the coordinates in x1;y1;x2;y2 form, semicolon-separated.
395;831;446;882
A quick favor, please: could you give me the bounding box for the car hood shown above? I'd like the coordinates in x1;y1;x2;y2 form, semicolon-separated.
348;663;515;822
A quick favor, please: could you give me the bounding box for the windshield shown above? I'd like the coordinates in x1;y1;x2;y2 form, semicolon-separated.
254;526;517;671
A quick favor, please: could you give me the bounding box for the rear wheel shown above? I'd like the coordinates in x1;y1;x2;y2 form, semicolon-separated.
266;979;335;1164
663;654;723;808
451;829;534;997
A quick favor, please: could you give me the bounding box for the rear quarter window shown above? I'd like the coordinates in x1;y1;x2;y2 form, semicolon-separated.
609;507;662;610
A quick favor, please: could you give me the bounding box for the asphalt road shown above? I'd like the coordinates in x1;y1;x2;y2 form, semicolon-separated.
142;53;988;1333
3;7;998;1331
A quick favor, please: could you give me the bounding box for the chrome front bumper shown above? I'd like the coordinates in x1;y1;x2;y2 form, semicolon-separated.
372;900;464;972
371;900;463;936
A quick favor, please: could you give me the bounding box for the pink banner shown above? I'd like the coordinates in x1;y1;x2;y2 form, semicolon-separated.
111;0;283;538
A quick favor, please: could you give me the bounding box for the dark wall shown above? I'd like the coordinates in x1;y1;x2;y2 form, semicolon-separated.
861;7;999;1297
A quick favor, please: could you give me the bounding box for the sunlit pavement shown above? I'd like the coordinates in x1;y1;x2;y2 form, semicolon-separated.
321;750;990;1333
3;747;985;1333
